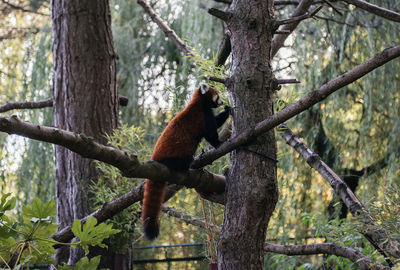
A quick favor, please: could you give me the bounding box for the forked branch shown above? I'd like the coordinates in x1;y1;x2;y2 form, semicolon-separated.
0;96;129;113
264;243;386;270
271;0;315;57
280;124;400;260
275;5;323;27
192;45;400;168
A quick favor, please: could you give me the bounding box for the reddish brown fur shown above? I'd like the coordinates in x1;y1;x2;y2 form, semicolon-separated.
141;86;221;240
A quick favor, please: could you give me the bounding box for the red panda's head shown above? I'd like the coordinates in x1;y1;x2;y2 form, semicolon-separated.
199;84;223;108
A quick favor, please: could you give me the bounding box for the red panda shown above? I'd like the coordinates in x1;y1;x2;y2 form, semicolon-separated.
141;84;230;240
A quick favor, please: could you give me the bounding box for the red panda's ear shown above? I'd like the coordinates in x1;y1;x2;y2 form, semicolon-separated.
200;84;209;94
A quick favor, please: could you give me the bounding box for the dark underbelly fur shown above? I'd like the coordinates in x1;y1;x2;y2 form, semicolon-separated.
158;156;194;171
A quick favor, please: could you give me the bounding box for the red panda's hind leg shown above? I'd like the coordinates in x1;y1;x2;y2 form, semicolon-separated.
158;155;194;171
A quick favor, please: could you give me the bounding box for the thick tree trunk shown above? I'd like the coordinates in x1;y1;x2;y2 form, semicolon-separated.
218;0;278;269
51;0;118;265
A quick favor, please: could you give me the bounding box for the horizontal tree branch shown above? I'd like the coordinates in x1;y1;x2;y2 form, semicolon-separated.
276;78;300;84
264;242;387;270
0;99;52;113
342;0;400;23
0;115;225;194
162;205;221;232
137;0;193;55
0;96;129;113
280;124;400;261
191;45;400;168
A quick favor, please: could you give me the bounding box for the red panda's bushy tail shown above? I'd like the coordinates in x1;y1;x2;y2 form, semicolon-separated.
141;179;167;240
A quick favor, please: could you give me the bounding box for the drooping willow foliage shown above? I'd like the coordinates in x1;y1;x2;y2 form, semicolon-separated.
0;2;53;204
269;1;400;268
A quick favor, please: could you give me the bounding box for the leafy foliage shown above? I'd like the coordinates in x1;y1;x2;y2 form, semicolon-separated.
90;124;150;252
58;256;101;270
71;217;120;255
368;180;400;240
0;194;118;269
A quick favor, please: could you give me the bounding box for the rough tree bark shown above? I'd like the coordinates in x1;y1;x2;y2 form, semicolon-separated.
51;0;118;265
218;0;278;268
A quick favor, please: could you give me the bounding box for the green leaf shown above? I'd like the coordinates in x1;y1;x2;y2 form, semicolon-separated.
22;198;56;220
0;193;16;213
74;256;101;270
71;217;120;255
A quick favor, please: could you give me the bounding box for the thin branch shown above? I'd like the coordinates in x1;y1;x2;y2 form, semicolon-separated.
280;124;400;261
315;15;357;27
342;156;388;179
191;45;400;169
214;1;322;66
275;5;323;27
0;0;49;16
213;0;339;6
208;8;231;22
322;0;343;16
275;30;292;34
0;96;129;113
0;99;52;113
276;78;300;84
264;242;387;270
137;0;192;55
274;0;300;5
163;206;221;233
213;0;232;4
0;115;226;194
342;0;400;23
271;0;315;57
215;33;231;66
209;76;227;84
